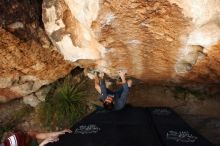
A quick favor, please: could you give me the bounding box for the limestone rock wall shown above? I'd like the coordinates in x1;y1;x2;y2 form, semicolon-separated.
42;0;105;62
42;0;220;85
0;28;74;103
1;0;220;104
0;0;76;103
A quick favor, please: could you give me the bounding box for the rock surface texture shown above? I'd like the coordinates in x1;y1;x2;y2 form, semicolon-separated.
43;0;220;85
0;0;76;103
0;28;74;103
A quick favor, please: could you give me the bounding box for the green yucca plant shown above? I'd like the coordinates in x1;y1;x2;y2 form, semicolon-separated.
38;74;88;130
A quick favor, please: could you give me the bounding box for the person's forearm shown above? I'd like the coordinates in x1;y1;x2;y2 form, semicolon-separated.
121;76;126;84
122;82;129;91
95;76;99;85
39;137;59;146
35;132;52;140
100;79;108;96
35;129;71;143
36;132;61;140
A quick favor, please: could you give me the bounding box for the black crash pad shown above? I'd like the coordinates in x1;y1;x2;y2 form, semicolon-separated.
47;106;216;146
148;107;216;146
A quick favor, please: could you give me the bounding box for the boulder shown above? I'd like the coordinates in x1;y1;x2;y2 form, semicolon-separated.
0;27;75;102
42;0;220;84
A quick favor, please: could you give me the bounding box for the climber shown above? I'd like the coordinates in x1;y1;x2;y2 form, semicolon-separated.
94;70;132;111
0;129;72;146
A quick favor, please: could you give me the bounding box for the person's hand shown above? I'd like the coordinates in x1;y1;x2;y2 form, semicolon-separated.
99;72;104;79
118;70;126;78
56;129;72;136
49;129;72;138
39;137;59;146
60;129;72;134
118;70;127;83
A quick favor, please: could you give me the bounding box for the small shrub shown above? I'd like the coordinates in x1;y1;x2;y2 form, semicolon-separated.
37;74;88;130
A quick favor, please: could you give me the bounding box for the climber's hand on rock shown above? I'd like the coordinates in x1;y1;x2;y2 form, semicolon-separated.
118;70;127;83
99;72;104;79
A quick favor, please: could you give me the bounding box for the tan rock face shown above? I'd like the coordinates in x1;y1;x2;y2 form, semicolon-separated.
93;0;191;82
43;0;220;84
0;27;74;102
42;0;104;62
